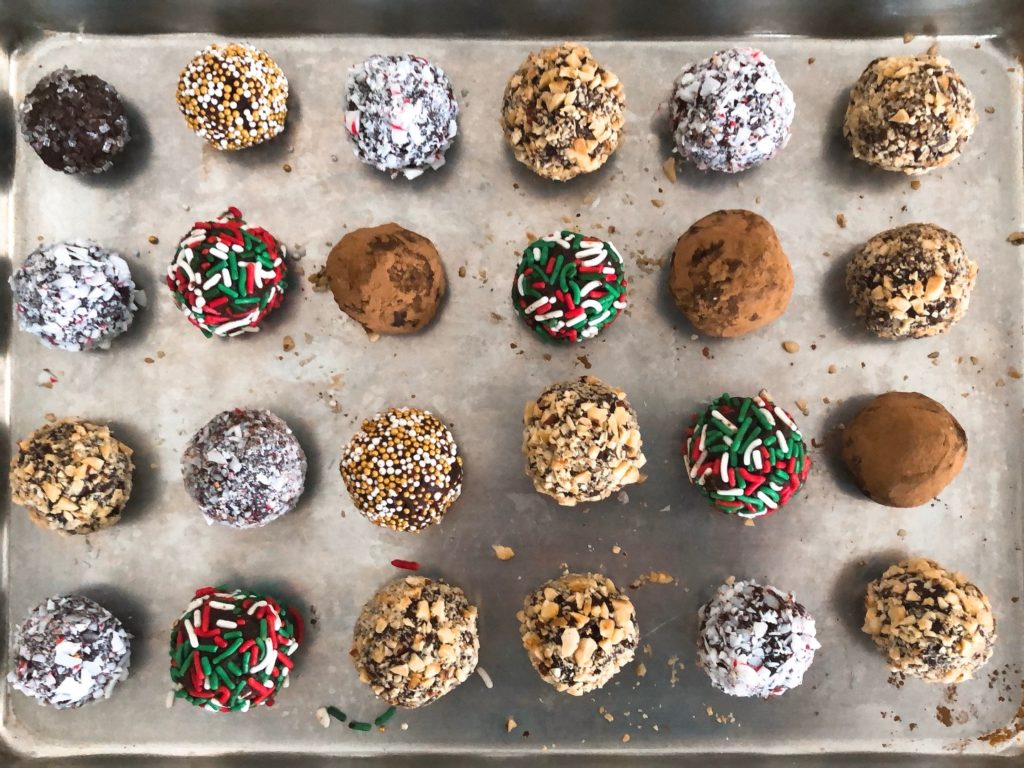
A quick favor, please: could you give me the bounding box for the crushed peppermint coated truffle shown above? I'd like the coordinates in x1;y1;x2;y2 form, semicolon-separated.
11;241;142;351
9;595;131;709
340;407;463;532
697;579;819;698
863;558;995;683
846;223;977;339
10;418;134;535
501;43;625;181
182;409;306;529
351;576;479;708
345;54;459;179
518;572;638;696
176;42;289;150
669;48;794;173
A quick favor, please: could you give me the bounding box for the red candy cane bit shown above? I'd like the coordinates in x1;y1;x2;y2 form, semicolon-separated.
391;559;420;571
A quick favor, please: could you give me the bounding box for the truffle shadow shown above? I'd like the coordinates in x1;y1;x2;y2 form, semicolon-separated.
106;419;160;529
822;244;870;343
819;392;876;502
820;88;907;194
829;549;906;646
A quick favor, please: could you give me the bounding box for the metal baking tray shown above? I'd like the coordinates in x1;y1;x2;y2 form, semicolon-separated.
1;1;1022;766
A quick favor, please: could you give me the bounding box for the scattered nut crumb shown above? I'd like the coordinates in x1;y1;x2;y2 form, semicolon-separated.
910;180;921;190
611;544;622;555
492;545;515;561
984;106;995;114
795;399;809;416
662;157;677;183
458;265;467;277
807;56;816;64
144;356;154;364
622;734;630;743
366;331;380;342
897;528;908;538
782;340;800;353
1007;232;1024;246
902;32;915;43
308;267;329;292
635;662;647;678
147;235;159;245
282;335;295;352
506;717;517;732
630;571;675;589
282;163;292;173
651;199;665;208
927;351;940;359
828;364;837;374
836;213;847;228
1009;367;1022;380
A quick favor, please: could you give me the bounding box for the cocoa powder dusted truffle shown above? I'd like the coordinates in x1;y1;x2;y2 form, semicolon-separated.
518;572;638;696
863;558;995;683
351;576;479;708
501;42;624;181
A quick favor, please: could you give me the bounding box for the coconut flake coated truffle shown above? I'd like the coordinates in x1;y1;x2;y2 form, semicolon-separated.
523;375;646;506
518;572;638;696
843;55;976;174
9;595;131;709
697;579;819;698
669;48;794;173
863;558;995;683
11;241;142;351
351;576;479;708
501;42;625;181
345;54;459;179
846;223;977;340
19;67;130;174
182;409;307;529
176;42;289;150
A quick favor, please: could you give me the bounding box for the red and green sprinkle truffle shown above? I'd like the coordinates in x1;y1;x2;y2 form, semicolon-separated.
166;207;287;337
684;390;810;519
512;230;628;344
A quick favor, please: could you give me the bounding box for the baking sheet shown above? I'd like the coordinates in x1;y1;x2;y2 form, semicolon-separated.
1;33;1023;761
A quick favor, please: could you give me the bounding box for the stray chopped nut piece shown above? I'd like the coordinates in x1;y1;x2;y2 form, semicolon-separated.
662;157;677;183
1007;232;1024;246
651;199;665;208
1009;367;1023;380
902;32;916;43
147;235;159;245
282;335;295;352
611;544;622;555
836;213;847;228
282;163;292;173
506;717;517;732
622;734;630;743
795;399;809;416
828;364;837;374
492;545;516;561
635;662;647;678
910;180;921;190
782;340;800;353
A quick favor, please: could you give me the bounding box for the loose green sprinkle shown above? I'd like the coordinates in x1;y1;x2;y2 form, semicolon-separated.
349;721;372;732
326;706;347;723
374;706;397;726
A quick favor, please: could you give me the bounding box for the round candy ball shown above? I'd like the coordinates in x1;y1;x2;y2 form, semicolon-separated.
843;55;976;174
501;42;625;181
512;230;628;344
669;48;794;173
10;418;134;535
345;54;459;179
340;407;463;532
523;376;646;506
19;67;130;174
182;408;307;529
170;586;303;712
841;391;966;508
697;579;819;698
846;223;977;340
863;558;995;683
684;390;810;519
176;42;289;150
11;241;142;351
9;595;131;709
351;576;479;708
166;207;288;337
518;572;638;696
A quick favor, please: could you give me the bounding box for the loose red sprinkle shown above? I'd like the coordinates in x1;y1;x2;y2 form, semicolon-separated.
390;559;420;571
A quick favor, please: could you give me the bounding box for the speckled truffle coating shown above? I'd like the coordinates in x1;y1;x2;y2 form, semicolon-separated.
523;376;646;506
863;558;995;683
176;42;289;150
669;48;794;173
10;418;134;535
846;223;977;339
697;580;819;698
340;407;463;532
182;409;307;529
9;595;131;709
518;572;638;696
843;55;976;174
19;67;130;174
11;241;142;352
351;576;479;708
501;43;624;181
345;55;459;179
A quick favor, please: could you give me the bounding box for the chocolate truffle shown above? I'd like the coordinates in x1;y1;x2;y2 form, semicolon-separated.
9;595;131;708
512;230;628;344
846;223;977;339
863;558;995;683
326;223;445;335
501;42;624;181
523;376;646;506
669;48;794;173
182;408;307;529
10;418;134;535
11;241;142;351
518;572;638;696
841;391;966;508
351;576;479;708
345;54;459;179
843;55;977;174
170;586;302;712
698;579;819;698
176;42;289;150
166;207;288;337
19;67;130;174
340;407;463;532
670;210;793;337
